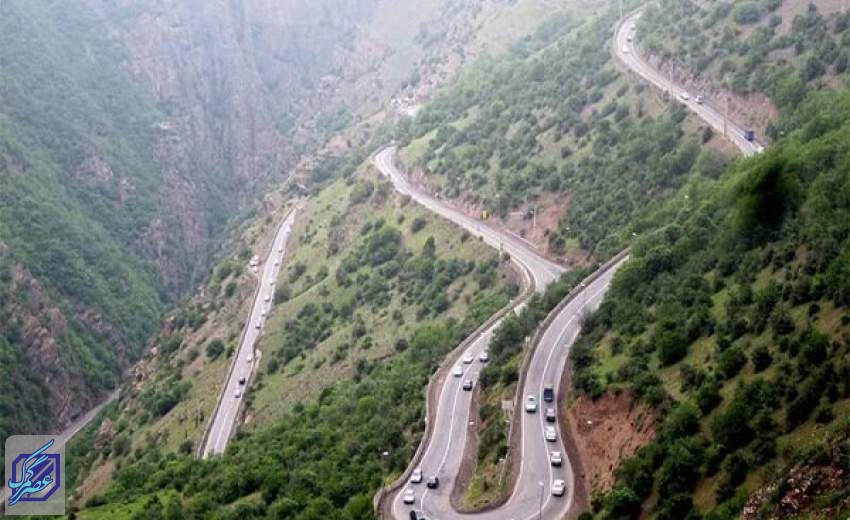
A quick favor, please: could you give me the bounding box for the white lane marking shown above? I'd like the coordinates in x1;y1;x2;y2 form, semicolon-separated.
205;210;296;456
520;282;608;520
420;333;491;511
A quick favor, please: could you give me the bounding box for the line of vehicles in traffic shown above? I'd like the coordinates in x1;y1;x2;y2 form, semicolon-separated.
402;348;490;508
402;376;569;514
527;383;567;497
236;243;287;400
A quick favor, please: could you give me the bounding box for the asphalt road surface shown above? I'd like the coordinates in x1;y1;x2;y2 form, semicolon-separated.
202;208;297;458
1;390;119;509
390;257;627;520
373;147;564;293
375;147;630;519
615;12;765;157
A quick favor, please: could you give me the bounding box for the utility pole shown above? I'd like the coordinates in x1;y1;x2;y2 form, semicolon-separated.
538;481;545;520
531;206;537;233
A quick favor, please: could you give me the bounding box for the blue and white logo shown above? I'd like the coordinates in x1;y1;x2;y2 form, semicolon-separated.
4;435;65;515
8;439;60;505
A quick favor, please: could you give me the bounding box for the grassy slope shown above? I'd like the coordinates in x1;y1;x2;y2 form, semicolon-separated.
70;160;516;516
249;168;513;426
65;197;294;503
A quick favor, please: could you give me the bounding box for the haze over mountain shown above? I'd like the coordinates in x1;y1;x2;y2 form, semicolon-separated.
2;1;850;519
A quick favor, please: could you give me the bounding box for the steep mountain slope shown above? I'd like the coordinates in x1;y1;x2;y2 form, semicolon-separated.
0;0;167;447
0;0;572;456
577;87;850;520
636;0;850;139
71;165;517;518
396;0;732;262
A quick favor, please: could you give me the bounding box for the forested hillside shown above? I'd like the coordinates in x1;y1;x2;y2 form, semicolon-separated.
639;0;850;105
575;88;850;519
0;0;167;450
72;164;517;518
396;1;727;259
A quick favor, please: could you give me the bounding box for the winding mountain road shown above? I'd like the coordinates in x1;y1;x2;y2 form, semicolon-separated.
374;148;563;293
374;148;628;520
201;208;297;458
615;11;765;156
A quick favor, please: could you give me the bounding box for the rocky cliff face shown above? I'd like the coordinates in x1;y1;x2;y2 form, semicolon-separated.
78;0;380;293
1;0;567;446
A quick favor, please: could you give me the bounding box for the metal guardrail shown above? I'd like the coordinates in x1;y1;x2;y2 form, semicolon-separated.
495;248;631;510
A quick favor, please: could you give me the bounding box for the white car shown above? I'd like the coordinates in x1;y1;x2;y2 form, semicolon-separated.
269;279;274;286
255;321;262;329
550;451;563;466
233;390;242;399
525;395;537;413
680;91;690;101
453;365;463;377
264;294;271;302
403;488;416;505
552;479;566;497
260;309;267;317
246;354;254;363
695;94;704;104
410;468;423;484
544;426;557;442
462;353;474;364
479;351;489;363
274;260;280;266
622;45;629;53
278;247;284;253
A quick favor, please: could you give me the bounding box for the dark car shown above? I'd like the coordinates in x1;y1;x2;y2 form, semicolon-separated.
426;476;439;489
462;379;473;391
545;407;556;422
543;384;554;402
238;376;247;385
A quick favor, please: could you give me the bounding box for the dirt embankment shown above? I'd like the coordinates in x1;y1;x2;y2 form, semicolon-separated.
564;390;656;496
404;164;588;268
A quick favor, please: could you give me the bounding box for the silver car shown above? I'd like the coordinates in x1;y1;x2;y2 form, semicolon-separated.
525;395;537;413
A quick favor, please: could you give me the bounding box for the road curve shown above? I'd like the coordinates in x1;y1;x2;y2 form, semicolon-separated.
374;148;564;293
202;208;297;458
388;257;627;520
374;148;628;519
615;12;764;157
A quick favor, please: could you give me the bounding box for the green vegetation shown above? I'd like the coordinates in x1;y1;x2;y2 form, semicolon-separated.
640;0;850;116
575;88;850;519
77;319;480;520
0;0;161;452
72;157;516;515
396;1;724;258
250;168;515;426
464;266;595;506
